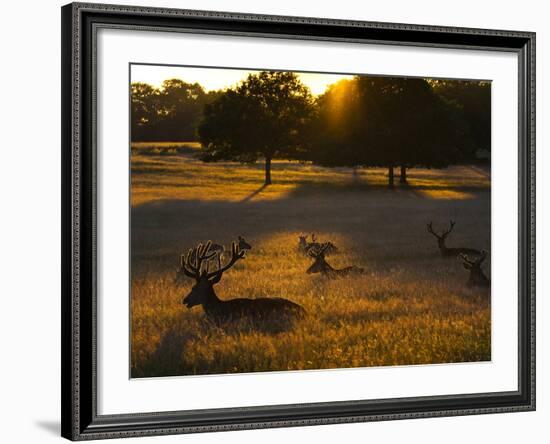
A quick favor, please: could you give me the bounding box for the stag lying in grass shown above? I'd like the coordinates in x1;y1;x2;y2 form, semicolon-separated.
306;243;364;278
181;241;305;330
427;220;481;258
459;250;491;288
298;233;337;256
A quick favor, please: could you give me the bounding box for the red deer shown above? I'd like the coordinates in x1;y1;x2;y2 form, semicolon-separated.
181;241;305;329
427;220;481;258
306;243;364;278
459;250;491;288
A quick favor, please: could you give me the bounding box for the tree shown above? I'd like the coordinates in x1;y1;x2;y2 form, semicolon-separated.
130;79;222;142
198;71;315;185
430;80;491;162
310;76;461;187
131;82;160;141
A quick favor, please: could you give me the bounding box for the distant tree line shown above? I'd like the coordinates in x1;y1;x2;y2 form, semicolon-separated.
131;72;490;187
131;79;222;141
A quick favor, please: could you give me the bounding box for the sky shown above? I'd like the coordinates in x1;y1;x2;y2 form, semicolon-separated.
131;64;353;96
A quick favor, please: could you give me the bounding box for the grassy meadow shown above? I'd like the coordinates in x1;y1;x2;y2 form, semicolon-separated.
131;142;491;378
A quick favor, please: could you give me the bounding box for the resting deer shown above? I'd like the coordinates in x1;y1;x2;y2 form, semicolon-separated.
298;234;336;256
181;240;305;329
306;243;364;278
427;220;481;258
459;250;490;288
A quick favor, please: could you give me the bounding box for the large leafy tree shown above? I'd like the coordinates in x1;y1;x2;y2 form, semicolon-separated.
131;82;161;141
311;76;461;187
430;79;491;162
198;71;315;185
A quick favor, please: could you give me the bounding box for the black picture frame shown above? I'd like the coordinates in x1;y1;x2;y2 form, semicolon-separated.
61;2;536;440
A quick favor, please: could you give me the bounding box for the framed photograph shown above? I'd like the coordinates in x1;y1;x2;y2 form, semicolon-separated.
61;2;535;440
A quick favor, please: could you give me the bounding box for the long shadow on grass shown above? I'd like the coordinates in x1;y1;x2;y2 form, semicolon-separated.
132;327;208;378
131;180;490;276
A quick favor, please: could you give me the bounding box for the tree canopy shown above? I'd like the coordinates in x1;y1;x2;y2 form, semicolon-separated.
310;76;465;186
429;79;491;160
131;79;221;142
198;71;315;185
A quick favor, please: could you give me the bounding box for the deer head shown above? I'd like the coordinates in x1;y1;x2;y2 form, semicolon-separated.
181;241;246;308
427;220;455;249
237;235;252;250
306;243;331;274
459;250;490;287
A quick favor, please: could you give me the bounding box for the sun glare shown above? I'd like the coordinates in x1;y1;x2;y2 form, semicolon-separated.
131;65;353;96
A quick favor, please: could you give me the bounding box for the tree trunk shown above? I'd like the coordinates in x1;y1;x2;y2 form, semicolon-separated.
400;165;407;184
388;165;394;188
265;156;272;185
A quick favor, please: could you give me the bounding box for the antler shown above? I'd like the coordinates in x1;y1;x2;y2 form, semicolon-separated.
205;241;246;281
426;221;440;239
441;220;456;238
308;242;330;258
181;241;217;280
459;250;488;267
459;253;476;266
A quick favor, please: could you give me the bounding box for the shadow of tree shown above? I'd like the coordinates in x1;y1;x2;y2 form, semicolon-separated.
239;183;269;203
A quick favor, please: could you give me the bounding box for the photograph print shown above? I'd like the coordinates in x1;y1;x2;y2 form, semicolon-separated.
130;64;491;378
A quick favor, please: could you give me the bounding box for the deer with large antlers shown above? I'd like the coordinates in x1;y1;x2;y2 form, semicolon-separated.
306;243;364;278
459;250;491;288
180;240;305;329
427;220;481;258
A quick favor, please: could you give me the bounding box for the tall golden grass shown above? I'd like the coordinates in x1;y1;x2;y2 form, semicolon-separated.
130;143;491;378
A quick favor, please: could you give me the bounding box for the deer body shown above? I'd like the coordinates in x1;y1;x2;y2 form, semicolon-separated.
427;221;481;258
180;241;305;330
306;243;364;278
185;281;304;325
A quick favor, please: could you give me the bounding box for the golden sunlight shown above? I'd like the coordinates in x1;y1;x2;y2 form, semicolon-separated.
131;64;353;96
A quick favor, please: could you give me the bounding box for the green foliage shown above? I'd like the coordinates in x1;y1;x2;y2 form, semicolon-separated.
310;77;464;182
430;80;491;159
131;79;221;142
198;71;315;184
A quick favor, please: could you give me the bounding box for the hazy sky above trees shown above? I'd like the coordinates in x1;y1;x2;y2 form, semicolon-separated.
131;64;353;95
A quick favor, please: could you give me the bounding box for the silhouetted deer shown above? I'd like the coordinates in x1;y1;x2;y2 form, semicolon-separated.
306;243;364;278
298;233;336;255
459;250;490;288
427;220;481;258
237;235;252;251
181;241;305;329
